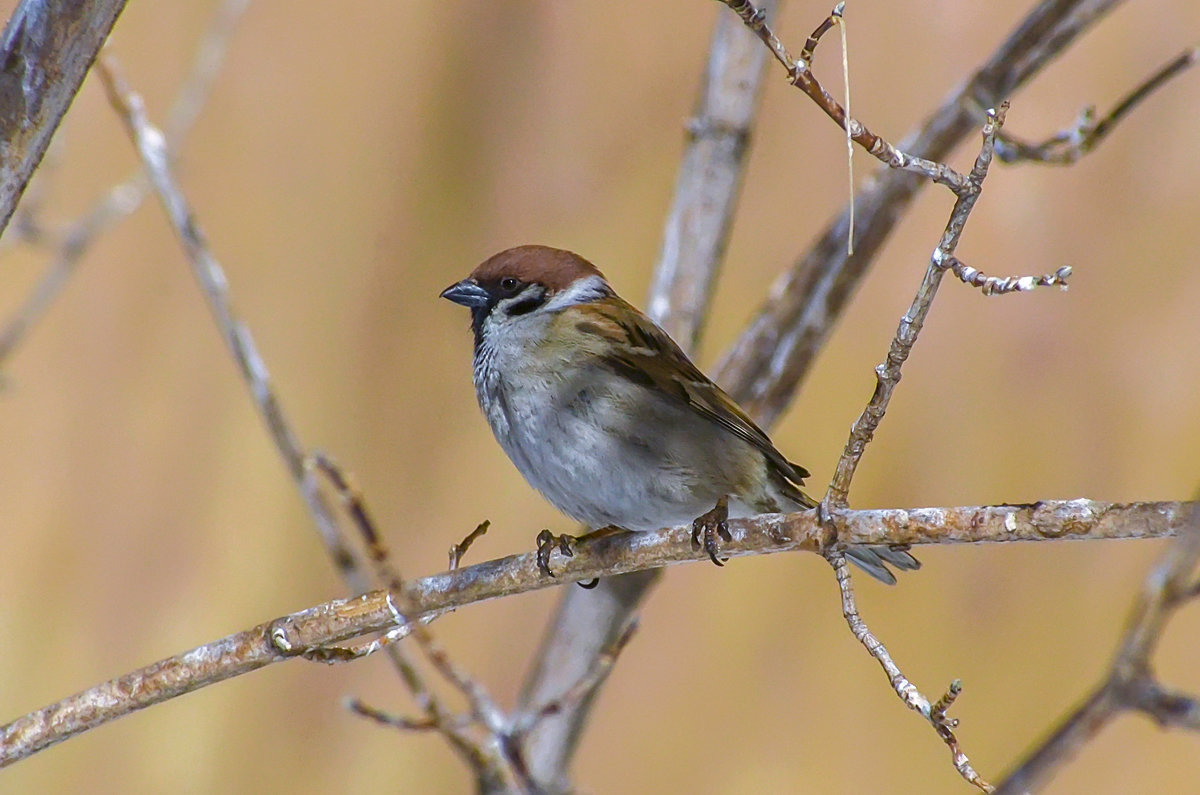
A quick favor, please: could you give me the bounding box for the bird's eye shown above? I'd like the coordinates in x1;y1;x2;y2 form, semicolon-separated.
499;277;520;293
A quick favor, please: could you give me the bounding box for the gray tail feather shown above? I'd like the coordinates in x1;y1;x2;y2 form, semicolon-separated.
845;546;922;586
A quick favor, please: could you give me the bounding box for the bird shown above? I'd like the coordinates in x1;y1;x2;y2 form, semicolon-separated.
440;244;919;584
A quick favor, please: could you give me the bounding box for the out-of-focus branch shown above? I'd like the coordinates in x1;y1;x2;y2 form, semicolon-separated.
996;503;1200;794
996;45;1199;165
513;4;778;790
311;455;531;791
1;498;1191;767
0;0;251;366
644;0;776;347
0;0;128;238
94;56;366;593
715;0;1125;426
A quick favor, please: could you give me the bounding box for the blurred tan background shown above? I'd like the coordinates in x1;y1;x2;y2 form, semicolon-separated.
2;1;1199;792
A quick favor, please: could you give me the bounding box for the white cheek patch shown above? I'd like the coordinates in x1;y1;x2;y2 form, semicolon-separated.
545;275;612;311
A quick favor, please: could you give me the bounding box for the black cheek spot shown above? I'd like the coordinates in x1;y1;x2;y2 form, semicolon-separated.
506;292;548;317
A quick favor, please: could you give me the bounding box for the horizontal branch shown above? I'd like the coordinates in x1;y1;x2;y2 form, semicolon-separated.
0;498;1191;766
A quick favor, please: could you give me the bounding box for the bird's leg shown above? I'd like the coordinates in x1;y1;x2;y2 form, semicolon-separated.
691;496;732;567
534;525;627;584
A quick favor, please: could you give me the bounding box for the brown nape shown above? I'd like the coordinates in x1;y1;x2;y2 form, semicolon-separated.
470;245;606;292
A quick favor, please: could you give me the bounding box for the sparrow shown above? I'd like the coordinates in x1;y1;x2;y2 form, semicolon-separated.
441;245;919;584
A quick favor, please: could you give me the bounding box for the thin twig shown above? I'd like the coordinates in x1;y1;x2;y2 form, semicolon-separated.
309;453;526;788
946;258;1072;295
718;0;974;194
827;554;993;791
996;503;1200;793
1;498;1192;767
450;521;492;570
514;620;638;734
826;104;1009;508
996;45;1199;164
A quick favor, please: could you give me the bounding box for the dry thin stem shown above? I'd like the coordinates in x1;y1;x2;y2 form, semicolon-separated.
515;620;638;735
826;104;1009;508
96;51;529;789
450;521;492;570
1;498;1191;767
996;503;1200;793
827;554;993;791
946;258;1072;296
996;45;1199;165
94;56;367;593
718;0;973;194
0;0;250;366
819;106;1055;790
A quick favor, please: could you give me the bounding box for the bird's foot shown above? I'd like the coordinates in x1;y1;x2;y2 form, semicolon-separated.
536;529;577;578
535;527;626;587
691;496;732;567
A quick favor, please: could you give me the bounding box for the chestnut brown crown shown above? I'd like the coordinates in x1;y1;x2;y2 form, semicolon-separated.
469;245;605;293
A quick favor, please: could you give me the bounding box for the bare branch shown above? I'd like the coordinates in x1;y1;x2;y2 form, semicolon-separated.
309;454;528;790
996;503;1200;793
717;0;973;193
826;105;1009;507
0;0;128;237
945;258;1072;296
450;521;492;571
644;0;776;349
1;498;1191;767
996;45;1199;165
828;554;993;791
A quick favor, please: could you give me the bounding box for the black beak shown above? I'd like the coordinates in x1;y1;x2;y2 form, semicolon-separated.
440;279;490;308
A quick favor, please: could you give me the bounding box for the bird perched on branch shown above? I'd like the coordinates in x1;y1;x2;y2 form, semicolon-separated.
441;245;918;584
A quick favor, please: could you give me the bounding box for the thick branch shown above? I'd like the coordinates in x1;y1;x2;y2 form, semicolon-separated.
2;498;1190;767
0;0;128;237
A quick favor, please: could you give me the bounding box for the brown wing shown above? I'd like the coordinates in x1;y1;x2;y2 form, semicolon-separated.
583;298;811;486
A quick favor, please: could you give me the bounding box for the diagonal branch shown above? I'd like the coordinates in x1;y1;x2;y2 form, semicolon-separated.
94;55;367;594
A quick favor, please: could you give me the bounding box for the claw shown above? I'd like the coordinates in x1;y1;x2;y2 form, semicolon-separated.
691;497;730;567
536;529;559;578
536;529;580;578
577;578;600;589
